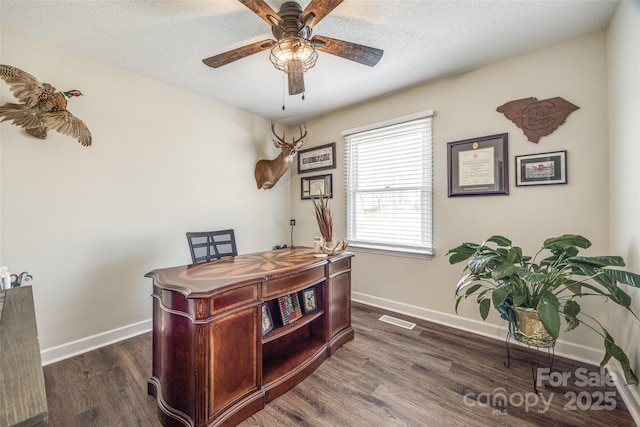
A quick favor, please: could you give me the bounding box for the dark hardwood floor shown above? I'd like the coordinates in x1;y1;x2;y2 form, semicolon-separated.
43;302;635;426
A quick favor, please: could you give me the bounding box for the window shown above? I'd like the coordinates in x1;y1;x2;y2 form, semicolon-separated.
343;111;433;257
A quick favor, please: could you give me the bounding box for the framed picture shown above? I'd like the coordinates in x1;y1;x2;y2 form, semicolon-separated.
299;287;317;314
298;143;336;173
261;303;274;335
278;293;303;325
301;174;333;199
515;150;567;186
447;133;509;197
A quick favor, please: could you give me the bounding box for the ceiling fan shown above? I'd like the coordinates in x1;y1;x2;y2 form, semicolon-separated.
202;0;383;95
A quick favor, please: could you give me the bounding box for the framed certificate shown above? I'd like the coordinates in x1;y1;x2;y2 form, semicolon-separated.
301;174;333;199
447;133;509;197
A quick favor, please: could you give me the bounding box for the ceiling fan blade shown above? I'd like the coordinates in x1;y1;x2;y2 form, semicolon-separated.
238;0;282;27
288;70;305;95
202;39;274;68
312;35;383;67
300;0;343;29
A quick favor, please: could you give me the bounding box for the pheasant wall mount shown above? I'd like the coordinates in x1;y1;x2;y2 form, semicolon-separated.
0;64;92;147
497;97;579;143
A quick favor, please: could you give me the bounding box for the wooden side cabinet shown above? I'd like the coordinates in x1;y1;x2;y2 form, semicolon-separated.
145;248;353;427
0;287;48;427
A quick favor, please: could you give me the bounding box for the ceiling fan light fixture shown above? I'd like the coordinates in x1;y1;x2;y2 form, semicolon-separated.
269;36;318;74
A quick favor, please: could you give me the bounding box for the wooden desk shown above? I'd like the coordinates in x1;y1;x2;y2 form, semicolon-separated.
145;248;354;427
0;287;48;427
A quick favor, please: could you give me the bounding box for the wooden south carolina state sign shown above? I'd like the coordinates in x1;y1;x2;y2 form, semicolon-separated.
497;97;579;143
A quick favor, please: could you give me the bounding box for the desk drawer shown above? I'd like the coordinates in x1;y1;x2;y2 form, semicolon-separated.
262;266;325;298
329;256;351;276
210;285;258;316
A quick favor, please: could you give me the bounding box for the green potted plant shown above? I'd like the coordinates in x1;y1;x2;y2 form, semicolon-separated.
447;234;640;385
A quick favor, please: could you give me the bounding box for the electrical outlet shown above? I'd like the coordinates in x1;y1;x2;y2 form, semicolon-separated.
290;219;296;226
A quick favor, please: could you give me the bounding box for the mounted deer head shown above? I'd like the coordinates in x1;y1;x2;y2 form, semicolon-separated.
255;121;307;190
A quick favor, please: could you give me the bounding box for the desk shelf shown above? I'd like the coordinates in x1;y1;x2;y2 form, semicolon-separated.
262;309;325;344
263;335;326;386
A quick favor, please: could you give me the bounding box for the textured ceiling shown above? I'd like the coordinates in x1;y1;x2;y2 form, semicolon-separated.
0;0;618;125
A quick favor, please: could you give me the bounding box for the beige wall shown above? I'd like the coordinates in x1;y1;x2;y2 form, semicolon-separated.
0;28;292;356
608;0;640;411
292;31;611;359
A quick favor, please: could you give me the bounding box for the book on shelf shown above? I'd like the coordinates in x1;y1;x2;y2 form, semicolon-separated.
278;293;303;325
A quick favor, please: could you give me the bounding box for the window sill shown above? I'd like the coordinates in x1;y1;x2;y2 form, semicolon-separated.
348;244;433;260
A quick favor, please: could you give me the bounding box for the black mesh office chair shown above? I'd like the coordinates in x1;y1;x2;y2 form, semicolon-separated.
186;229;238;264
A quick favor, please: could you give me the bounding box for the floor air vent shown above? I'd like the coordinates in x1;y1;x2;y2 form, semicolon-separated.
378;315;416;330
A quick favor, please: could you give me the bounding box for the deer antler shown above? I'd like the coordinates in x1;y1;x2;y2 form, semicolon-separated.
271;120;287;147
293;124;307;148
271;120;307;148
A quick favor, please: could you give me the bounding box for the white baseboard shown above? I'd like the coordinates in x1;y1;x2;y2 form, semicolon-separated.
352;291;640;425
40;318;152;366
607;365;640;425
352;291;603;364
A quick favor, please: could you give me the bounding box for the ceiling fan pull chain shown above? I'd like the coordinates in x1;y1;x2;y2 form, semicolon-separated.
282;75;286;110
302;92;305;101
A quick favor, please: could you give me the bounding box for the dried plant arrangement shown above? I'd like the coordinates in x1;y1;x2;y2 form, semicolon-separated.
312;196;334;243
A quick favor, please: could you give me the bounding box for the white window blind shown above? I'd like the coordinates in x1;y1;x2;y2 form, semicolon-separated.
344;112;433;257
